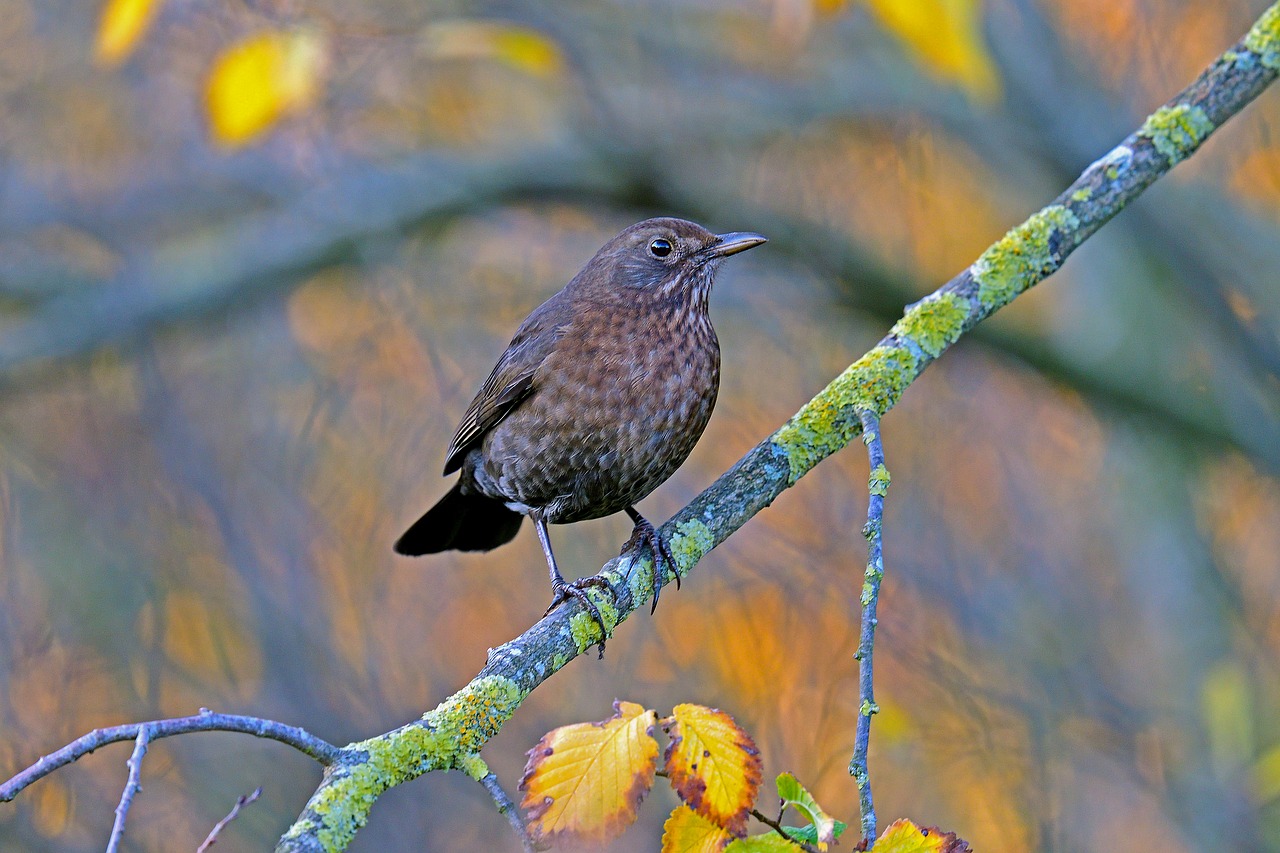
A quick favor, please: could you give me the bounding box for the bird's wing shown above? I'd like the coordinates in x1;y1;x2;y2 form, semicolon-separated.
442;295;570;475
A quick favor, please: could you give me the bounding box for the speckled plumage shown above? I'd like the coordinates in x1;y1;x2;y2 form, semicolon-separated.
395;217;765;627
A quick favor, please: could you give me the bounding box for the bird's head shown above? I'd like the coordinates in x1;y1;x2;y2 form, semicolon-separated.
576;217;766;307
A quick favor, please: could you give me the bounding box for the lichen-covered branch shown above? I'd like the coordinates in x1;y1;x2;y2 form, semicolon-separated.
276;7;1280;850
850;410;888;844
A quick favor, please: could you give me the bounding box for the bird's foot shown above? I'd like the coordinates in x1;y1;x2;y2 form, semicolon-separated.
622;515;680;614
545;575;615;658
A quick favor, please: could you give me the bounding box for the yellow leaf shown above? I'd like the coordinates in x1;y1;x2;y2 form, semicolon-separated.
95;0;164;65
869;819;950;853
1253;742;1280;803
662;804;736;853
1202;660;1253;774
519;699;660;844
205;29;327;148
664;704;763;837
420;19;565;78
862;0;999;101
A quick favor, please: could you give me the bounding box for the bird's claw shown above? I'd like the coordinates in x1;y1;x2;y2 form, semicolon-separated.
623;517;680;614
545;575;614;658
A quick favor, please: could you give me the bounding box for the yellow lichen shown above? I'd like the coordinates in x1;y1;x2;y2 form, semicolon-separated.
972;205;1079;309
1245;3;1280;71
890;293;970;359
772;345;918;484
668;518;715;574
1138;104;1214;165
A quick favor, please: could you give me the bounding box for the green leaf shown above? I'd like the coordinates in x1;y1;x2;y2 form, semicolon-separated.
725;833;803;851
775;773;838;850
784;821;848;846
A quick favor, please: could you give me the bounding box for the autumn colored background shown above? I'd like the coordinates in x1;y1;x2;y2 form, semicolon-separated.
2;0;1279;850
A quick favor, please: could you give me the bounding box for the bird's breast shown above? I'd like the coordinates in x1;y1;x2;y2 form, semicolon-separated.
469;299;720;522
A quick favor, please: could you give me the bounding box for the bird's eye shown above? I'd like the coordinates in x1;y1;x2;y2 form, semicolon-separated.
649;238;673;258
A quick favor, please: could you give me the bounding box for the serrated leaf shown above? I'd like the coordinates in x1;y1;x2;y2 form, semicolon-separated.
420;20;564;78
775;773;836;850
95;0;164;65
862;0;999;101
662;804;736;853
870;818;965;853
664;704;762;837
519;699;660;845
205;29;327;147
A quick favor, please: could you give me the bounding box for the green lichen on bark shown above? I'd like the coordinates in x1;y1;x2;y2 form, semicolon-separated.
1138;104;1214;165
772;345;918;484
279;676;524;851
890;292;970;359
1245;3;1280;70
568;601;615;653
867;463;890;497
972;205;1080;309
669;518;715;573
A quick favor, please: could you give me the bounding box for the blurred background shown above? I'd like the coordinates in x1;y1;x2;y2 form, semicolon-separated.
1;0;1279;850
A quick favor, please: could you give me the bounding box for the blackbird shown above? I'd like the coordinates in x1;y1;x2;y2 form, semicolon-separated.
395;217;765;630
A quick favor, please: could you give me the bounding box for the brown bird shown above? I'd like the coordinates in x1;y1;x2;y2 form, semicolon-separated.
395;217;765;630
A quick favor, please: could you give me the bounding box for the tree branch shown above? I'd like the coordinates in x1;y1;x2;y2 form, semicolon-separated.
476;771;534;853
850;410;887;844
275;7;1280;850
198;787;264;853
0;709;341;803
749;807;821;853
106;727;150;853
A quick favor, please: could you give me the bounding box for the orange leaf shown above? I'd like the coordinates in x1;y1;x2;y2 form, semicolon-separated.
870;818;970;853
519;700;660;845
205;29;327;147
95;0;164;65
662;804;736;853
663;704;762;837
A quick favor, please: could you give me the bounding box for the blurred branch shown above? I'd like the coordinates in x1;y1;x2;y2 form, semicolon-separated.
850;410;887;844
0;145;622;380
276;9;1280;850
0;709;340;803
198;787;263;853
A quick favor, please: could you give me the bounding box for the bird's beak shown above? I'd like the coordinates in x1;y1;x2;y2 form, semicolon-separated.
706;232;767;258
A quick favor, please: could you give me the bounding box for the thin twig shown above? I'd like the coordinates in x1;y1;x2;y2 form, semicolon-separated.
198;787;263;852
105;726;150;853
749;807;820;853
477;772;534;853
849;409;887;844
0;709;342;803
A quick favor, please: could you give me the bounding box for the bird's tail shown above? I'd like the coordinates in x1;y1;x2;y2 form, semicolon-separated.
394;481;524;555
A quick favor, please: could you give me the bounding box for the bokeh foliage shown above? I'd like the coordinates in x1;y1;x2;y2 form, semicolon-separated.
1;1;1279;851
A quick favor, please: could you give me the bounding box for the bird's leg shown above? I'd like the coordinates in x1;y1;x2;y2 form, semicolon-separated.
533;513;612;653
622;506;680;614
